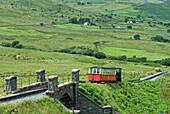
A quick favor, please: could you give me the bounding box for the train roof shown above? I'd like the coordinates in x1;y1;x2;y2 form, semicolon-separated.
90;66;121;69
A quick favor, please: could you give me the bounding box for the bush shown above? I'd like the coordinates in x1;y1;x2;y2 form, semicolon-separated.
94;52;106;59
59;49;71;53
70;17;78;24
79;18;90;24
108;56;118;60
151;35;170;43
14;44;23;49
12;41;19;47
83;49;94;56
134;34;140;40
167;29;170;33
137;15;141;18
40;23;44;26
160;58;170;66
1;42;11;47
127;25;132;29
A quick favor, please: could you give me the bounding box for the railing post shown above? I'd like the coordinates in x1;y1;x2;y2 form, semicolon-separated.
46;75;58;95
5;75;17;93
72;69;80;110
36;69;46;82
72;69;80;83
29;76;30;85
103;105;112;114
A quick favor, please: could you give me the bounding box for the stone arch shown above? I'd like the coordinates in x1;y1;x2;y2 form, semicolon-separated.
59;93;72;109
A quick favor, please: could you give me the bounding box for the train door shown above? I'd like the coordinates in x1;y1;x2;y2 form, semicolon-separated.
116;68;122;82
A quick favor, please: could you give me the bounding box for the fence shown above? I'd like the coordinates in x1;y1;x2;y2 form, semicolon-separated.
17;75;37;88
58;74;72;84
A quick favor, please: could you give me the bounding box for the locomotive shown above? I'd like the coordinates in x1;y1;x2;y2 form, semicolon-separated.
88;66;122;83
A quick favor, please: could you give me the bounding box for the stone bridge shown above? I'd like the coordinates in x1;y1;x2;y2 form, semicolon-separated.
0;69;113;114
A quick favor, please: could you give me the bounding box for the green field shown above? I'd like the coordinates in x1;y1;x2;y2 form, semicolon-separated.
0;0;169;113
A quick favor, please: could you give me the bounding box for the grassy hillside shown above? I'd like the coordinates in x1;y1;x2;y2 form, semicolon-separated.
0;97;68;114
79;80;168;113
0;0;169;113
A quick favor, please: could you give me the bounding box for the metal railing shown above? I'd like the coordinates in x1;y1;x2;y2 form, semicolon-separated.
58;74;71;84
17;75;37;88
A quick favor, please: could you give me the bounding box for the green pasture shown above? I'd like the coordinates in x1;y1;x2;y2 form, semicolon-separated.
1;46;169;96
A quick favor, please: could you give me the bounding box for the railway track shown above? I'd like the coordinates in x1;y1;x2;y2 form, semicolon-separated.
135;72;164;83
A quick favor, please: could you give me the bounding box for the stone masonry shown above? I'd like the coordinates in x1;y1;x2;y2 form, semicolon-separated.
4;69;113;114
5;75;17;93
36;69;46;82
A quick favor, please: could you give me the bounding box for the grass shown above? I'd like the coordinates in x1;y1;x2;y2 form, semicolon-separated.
0;0;169;113
0;46;169;96
79;80;167;113
161;73;170;112
0;97;69;114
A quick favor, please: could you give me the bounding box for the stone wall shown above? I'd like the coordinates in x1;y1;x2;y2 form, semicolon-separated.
13;81;48;94
77;91;104;114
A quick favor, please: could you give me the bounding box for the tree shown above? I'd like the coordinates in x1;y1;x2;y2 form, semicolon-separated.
79;18;90;24
70;17;78;24
12;41;19;47
167;29;170;33
124;18;129;22
134;35;140;40
93;42;100;52
111;24;115;28
127;25;132;29
137;15;141;18
40;23;44;26
84;49;94;56
14;44;23;49
132;20;136;23
94;52;106;59
151;35;169;43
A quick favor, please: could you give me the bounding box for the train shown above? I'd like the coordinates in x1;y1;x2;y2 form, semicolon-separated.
88;66;122;83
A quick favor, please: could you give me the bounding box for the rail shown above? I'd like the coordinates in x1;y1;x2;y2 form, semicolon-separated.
58;74;71;84
17;75;37;88
135;72;163;83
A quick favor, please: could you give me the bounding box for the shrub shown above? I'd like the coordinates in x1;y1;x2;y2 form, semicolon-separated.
14;44;23;49
70;17;78;24
132;20;136;23
125;18;129;22
137;15;141;18
94;52;106;59
167;29;170;33
40;23;44;26
83;49;94;56
151;35;169;43
127;25;132;29
79;18;90;24
12;41;19;47
134;34;140;40
108;56;118;60
59;49;71;53
1;42;11;47
160;58;170;66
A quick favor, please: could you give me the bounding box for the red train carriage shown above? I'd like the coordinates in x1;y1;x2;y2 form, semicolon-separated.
88;66;122;83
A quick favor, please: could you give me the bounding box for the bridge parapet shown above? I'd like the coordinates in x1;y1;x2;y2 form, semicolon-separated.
5;75;17;93
36;69;46;82
72;69;80;83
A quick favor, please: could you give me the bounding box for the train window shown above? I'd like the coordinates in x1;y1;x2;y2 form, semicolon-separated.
97;68;100;74
93;68;96;74
89;68;92;74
